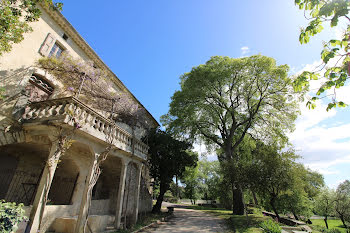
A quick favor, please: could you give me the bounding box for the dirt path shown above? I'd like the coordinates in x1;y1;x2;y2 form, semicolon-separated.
141;206;226;233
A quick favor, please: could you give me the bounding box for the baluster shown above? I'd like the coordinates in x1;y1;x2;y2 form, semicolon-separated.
84;112;92;127
94;119;101;130
99;120;105;132
25;106;36;119
37;105;47;118
90;114;97;129
46;104;55;117
52;103;61;116
63;102;75;124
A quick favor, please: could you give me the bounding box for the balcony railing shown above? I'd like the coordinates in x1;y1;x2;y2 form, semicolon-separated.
22;97;149;160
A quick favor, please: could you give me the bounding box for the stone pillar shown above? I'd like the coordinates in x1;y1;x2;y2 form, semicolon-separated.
132;163;143;225
74;154;98;233
27;141;62;233
114;158;130;229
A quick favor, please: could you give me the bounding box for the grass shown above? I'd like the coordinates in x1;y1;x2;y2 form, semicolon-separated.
186;205;270;232
114;211;170;233
310;219;348;233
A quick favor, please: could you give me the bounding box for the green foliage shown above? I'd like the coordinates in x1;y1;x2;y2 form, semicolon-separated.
0;200;27;233
334;180;350;228
146;128;197;186
145;128;197;212
293;0;350;110
260;219;282;233
162;55;301;214
162;55;300;151
0;87;5;100
314;188;336;218
0;0;62;56
182;166;202;203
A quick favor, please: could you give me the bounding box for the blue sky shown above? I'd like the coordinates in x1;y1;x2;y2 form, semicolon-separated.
59;0;349;188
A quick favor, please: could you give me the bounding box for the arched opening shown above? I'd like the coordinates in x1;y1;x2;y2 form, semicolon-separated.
48;154;79;205
90;156;122;215
0;143;48;205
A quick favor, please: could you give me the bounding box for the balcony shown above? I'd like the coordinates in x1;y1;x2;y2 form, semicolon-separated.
22;97;149;160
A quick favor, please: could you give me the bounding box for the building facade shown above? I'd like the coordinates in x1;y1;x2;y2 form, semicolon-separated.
0;5;156;233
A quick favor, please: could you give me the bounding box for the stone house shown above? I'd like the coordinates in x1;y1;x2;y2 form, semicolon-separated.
0;5;157;233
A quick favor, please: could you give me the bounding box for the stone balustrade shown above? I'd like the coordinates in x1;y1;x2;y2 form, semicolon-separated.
22;97;149;160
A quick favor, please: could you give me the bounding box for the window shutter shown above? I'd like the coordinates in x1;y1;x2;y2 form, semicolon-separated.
39;33;56;56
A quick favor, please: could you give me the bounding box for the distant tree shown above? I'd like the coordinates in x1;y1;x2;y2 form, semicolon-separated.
246;142;298;222
293;0;350;111
314;188;336;229
276;164;320;220
0;0;62;56
303;167;325;200
334;180;350;229
199;159;221;201
145;128;197;213
181;166;202;205
162;55;300;215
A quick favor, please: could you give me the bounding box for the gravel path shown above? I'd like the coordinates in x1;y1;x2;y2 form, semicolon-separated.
141;206;226;233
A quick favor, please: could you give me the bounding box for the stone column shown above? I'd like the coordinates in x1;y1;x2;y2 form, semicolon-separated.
114;158;130;229
27;141;62;233
74;154;98;233
132;163;143;225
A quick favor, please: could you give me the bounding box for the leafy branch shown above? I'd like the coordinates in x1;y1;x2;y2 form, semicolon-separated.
293;0;350;111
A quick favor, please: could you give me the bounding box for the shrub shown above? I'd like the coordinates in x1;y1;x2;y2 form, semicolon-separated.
0;200;27;233
260;219;282;233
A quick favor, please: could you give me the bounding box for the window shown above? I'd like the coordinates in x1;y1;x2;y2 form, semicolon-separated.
39;33;66;57
48;43;64;58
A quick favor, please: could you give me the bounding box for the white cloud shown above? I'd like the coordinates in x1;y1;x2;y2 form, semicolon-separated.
240;46;250;56
290;58;350;180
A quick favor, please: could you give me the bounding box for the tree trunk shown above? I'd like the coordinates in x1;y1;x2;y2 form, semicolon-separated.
324;216;329;229
232;185;245;215
270;197;280;222
339;215;347;228
175;176;179;199
152;183;167;213
251;189;258;206
291;210;299;220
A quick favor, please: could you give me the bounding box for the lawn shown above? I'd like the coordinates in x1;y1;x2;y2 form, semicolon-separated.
310;219;348;233
186;205;270;232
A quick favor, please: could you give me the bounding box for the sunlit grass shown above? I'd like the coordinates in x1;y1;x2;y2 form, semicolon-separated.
310;219;348;233
186;205;270;232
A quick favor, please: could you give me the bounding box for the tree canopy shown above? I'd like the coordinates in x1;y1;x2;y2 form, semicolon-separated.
162;55;301;214
0;0;62;56
293;0;350;111
162;55;300;158
145;128;197;213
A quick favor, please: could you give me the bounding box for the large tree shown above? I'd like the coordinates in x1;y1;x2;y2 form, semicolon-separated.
145;128;197;213
293;0;350;110
161;55;300;214
0;0;62;56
